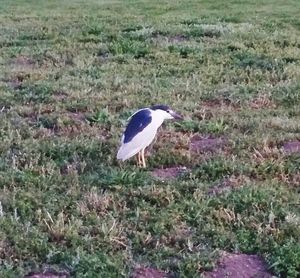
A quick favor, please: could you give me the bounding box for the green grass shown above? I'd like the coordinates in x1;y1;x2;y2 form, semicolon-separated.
1;0;300;277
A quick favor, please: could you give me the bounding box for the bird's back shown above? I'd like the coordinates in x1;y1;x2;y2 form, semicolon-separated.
123;109;152;144
117;109;154;161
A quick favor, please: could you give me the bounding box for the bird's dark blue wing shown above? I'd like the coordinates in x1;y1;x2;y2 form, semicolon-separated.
123;109;152;143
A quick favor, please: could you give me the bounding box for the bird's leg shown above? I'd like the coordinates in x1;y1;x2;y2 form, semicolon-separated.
137;151;142;167
141;148;146;168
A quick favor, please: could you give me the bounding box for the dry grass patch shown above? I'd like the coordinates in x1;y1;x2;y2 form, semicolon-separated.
42;211;82;243
251;140;282;163
78;189;112;216
248;94;276;109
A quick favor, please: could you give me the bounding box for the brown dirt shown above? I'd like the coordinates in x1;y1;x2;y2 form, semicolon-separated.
200;99;229;109
151;130;190;160
193;109;214;121
207;175;250;195
19;104;55;121
11;56;35;67
33;127;54;138
52;90;68;101
151;166;188;181
24;270;69;278
277;172;300;188
30;111;99;139
288;173;300;185
190;134;227;154
4;56;37;90
131;266;170;278
66;112;86;123
195;98;240;121
251;142;281;163
4;72;31;90
249;94;276;109
168;34;188;43
282;141;300;154
151;31;189;42
204;252;273;278
200;98;240;110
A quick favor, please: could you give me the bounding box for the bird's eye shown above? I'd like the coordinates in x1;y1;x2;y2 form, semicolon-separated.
167;110;170;113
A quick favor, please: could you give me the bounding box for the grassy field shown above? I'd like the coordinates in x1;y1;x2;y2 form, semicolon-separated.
1;0;300;277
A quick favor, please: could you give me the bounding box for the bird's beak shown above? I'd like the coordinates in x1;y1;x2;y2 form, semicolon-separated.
171;111;184;120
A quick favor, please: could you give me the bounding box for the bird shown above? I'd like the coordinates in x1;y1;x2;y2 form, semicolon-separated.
117;105;183;168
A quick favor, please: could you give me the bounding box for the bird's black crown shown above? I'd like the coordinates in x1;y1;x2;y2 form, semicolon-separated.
150;104;170;111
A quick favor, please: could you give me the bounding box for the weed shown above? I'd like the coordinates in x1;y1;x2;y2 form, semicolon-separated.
86;109;110;124
108;37;150;59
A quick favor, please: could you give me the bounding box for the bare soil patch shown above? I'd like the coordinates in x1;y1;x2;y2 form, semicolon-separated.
282;141;300;154
200;99;230;109
151;166;188;181
66;112;86;123
131;266;169;278
151;30;189;43
200;98;240;111
30;111;98;139
190;134;227;154
167;34;188;43
151;130;190;160
11;56;35;68
207;175;249;195
7;56;36;85
151;33;189;46
195;98;240;121
24;270;69;278
3;72;31;90
204;252;272;278
52;90;68;101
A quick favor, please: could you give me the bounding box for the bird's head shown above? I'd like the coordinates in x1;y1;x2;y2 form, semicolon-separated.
150;105;183;120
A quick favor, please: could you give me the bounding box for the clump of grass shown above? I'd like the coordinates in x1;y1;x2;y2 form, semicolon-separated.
13;83;54;104
122;25;154;41
191;157;235;181
174;120;200;132
185;24;227;39
233;51;283;72
168;45;197;58
86;109;111;124
175;118;229;134
205;118;230;134
272;82;300;107
108;37;150;58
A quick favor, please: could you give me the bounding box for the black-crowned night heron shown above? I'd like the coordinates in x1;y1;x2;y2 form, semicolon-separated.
117;105;183;168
